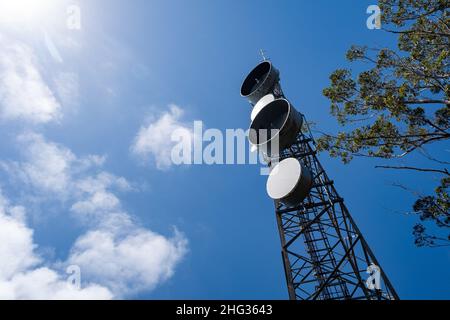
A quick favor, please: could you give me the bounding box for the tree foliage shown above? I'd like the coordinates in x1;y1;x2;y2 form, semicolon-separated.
318;0;450;247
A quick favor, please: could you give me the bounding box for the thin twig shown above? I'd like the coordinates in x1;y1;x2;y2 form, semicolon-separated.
375;165;450;176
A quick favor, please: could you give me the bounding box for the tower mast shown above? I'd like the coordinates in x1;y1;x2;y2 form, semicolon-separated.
240;60;398;300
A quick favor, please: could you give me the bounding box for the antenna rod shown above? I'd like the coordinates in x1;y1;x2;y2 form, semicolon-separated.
259;49;267;61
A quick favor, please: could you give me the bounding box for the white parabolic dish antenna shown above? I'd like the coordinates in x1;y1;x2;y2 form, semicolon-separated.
251;94;275;121
266;157;312;205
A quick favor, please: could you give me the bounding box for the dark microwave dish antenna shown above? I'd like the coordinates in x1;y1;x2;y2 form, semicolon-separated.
248;98;302;157
240;61;282;105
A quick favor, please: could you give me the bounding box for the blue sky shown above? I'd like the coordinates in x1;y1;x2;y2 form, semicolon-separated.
0;0;448;299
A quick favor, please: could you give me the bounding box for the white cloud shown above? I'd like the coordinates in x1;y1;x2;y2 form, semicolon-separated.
75;172;131;195
131;105;193;170
0;134;188;299
70;172;131;224
0;196;38;280
68;169;188;297
0;36;62;123
71;190;121;217
0;191;113;300
1;133;106;197
10;133;76;195
0;267;113;300
68;227;187;297
0;26;187;299
67;171;188;298
54;72;79;109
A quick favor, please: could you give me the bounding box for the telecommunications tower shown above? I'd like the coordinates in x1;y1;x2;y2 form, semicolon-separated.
240;59;399;300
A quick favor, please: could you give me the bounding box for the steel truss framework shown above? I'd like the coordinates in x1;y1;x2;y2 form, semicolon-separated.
272;115;399;300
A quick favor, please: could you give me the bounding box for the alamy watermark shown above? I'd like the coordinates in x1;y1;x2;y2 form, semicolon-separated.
366;5;381;30
170;121;281;175
44;4;81;64
366;263;381;291
67;4;82;30
66;264;81;290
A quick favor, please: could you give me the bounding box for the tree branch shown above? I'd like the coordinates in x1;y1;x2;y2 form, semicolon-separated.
383;28;450;37
403;99;450;105
375;165;450;176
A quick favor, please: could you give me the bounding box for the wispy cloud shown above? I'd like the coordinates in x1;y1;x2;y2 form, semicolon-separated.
2;132;97;197
131;105;194;170
1;133;188;298
54;72;79;109
0;21;188;299
68;226;187;297
0;36;62;123
0;191;113;299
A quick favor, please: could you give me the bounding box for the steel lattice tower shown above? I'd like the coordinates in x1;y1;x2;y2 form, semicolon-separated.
240;60;399;300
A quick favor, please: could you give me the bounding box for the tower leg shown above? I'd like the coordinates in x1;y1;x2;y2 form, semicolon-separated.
273;118;399;300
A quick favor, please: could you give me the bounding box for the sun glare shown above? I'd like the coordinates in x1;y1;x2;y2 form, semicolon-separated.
0;0;58;24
